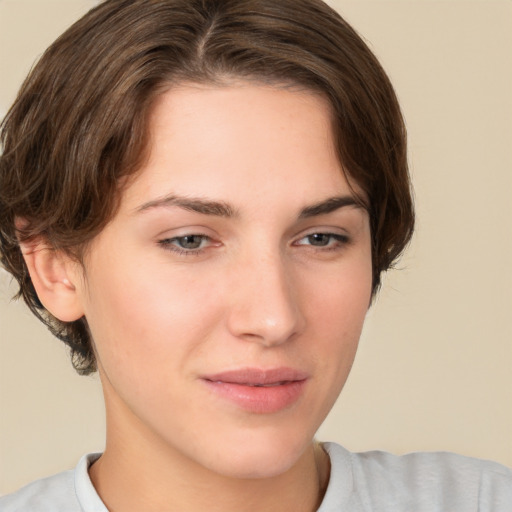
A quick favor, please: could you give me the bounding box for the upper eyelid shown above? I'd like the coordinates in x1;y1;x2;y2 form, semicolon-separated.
155;226;214;240
156;228;351;241
163;233;210;240
293;225;351;239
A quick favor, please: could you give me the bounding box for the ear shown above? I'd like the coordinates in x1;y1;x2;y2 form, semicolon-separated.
20;238;85;322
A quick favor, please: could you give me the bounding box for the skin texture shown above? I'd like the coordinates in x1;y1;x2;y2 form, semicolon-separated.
25;84;373;511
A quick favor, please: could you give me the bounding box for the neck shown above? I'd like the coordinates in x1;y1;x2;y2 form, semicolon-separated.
90;442;329;512
89;410;330;512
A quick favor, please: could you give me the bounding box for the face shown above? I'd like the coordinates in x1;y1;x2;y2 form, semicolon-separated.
74;84;372;478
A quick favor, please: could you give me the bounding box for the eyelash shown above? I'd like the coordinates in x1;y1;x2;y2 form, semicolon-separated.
158;234;211;256
294;233;350;251
158;232;350;256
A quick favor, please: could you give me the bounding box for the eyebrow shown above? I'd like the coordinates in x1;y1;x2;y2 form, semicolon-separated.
136;195;237;217
298;195;364;218
135;193;363;219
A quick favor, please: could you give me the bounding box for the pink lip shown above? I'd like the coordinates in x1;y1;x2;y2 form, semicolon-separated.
201;367;309;414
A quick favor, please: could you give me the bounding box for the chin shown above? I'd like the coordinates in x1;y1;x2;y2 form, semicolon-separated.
199;429;313;480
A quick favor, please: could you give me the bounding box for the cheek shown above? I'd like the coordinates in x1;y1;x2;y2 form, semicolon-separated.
308;253;372;324
80;263;227;426
81;257;225;375
305;259;372;372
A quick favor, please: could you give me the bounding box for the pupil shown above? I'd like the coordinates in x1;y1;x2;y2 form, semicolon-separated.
180;235;202;249
308;234;329;246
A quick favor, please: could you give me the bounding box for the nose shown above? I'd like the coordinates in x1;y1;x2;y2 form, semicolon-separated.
226;251;305;347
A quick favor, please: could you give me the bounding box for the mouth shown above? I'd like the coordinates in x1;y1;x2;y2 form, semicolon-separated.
231;381;291;387
201;367;309;414
204;367;309;384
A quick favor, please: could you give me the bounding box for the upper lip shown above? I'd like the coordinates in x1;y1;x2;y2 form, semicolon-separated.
202;367;309;386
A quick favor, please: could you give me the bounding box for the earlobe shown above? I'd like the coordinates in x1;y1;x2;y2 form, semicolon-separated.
20;239;85;322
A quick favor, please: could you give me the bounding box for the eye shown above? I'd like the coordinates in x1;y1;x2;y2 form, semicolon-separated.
295;232;349;249
159;234;211;254
173;235;207;250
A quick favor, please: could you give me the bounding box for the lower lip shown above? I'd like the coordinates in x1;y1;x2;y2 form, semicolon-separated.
203;379;307;414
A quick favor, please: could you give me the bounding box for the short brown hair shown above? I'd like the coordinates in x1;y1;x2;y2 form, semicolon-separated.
0;0;414;374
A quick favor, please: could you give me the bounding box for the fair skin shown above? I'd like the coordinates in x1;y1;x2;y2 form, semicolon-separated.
25;84;372;512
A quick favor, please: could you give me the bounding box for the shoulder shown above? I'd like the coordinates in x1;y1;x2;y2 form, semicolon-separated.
0;454;104;512
323;442;512;512
0;469;77;512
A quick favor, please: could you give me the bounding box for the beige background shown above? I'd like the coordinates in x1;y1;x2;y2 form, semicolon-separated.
1;0;511;496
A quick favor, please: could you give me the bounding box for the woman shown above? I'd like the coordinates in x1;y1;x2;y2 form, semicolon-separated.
0;1;510;510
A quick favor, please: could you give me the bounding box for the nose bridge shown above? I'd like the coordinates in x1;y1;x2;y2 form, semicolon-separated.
227;243;304;346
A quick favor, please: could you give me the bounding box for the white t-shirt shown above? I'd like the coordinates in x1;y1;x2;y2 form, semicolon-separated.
1;443;511;511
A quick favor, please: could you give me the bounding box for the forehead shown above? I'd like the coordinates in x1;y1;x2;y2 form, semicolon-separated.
119;83;356;214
